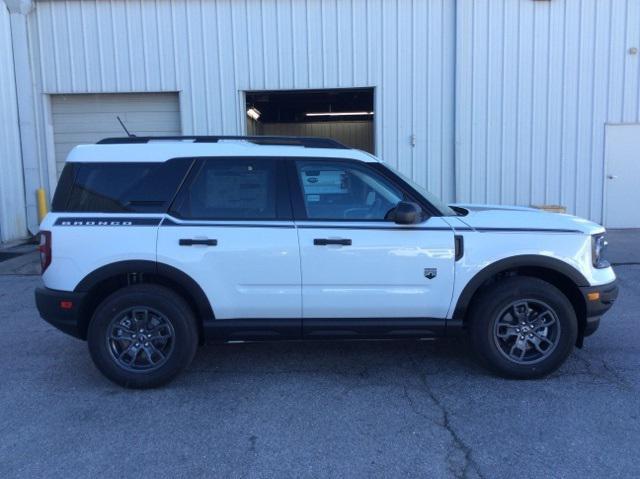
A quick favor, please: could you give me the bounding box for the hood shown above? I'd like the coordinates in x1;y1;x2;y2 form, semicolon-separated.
450;203;605;235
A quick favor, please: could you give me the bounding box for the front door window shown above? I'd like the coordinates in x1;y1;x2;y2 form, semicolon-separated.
295;161;406;221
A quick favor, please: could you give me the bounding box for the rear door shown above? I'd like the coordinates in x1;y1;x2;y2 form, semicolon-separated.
290;158;456;325
156;157;302;323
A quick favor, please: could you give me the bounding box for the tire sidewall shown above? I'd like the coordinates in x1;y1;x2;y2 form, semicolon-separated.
88;285;197;388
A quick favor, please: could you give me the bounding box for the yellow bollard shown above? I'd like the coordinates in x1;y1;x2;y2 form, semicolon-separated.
37;188;48;223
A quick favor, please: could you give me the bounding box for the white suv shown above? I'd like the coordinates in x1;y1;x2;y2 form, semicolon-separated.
36;136;618;388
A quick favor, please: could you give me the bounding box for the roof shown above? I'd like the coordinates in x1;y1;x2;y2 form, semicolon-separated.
65;137;379;164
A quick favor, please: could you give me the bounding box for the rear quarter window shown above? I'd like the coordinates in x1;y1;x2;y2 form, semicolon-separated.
51;159;192;213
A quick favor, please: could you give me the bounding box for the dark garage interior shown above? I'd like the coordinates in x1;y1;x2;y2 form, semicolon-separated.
245;88;374;153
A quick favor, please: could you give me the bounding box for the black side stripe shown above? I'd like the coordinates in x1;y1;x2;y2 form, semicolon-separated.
296;224;451;231
54;217;162;226
161;217;295;228
453;227;583;233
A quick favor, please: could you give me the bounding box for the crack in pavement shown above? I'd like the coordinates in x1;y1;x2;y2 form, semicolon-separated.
405;351;486;479
555;351;634;391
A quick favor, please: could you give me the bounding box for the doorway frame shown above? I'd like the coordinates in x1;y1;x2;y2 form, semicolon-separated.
239;86;378;155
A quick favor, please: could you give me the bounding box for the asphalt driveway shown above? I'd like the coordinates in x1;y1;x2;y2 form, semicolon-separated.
0;240;638;478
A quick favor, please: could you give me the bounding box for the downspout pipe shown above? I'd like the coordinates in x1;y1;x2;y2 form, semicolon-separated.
4;0;41;235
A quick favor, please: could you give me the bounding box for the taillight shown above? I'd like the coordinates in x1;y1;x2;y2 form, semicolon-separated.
39;230;52;273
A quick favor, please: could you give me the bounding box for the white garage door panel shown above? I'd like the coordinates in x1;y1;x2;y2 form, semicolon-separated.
52;114;180;132
51;93;181;175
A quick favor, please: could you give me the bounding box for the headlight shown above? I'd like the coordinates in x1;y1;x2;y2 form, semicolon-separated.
592;233;609;269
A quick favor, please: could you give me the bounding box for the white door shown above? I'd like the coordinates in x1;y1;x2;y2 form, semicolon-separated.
604;124;640;228
51;92;181;176
292;159;456;320
156;157;301;319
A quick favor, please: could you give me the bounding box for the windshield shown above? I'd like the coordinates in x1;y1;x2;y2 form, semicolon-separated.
379;163;457;216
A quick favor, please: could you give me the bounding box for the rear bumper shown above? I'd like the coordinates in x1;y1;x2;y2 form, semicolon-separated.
579;280;619;337
35;287;87;339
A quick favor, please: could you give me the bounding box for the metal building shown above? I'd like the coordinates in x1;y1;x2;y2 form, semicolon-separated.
1;0;639;242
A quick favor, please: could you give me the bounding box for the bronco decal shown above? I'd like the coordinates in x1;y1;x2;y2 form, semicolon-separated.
53;217;162;227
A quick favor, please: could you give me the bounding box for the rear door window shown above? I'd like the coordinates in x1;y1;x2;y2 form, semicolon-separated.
170;158;288;220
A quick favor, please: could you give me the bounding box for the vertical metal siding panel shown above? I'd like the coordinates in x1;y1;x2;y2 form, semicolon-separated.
199;1;215;132
306;0;323;88
186;0;207;133
412;0;428;190
624;0;640;122
367;0;383;154
590;0;612;220
575;0;596;219
485;0;504;205
380;1;398;168
290;0;309;88
336;0;353;87
261;0;280;87
320;0;338;88
607;0;626;122
157;0;178;91
472;0;489;203
529;2;550;208
439;0;455;202
396;0;412;178
545;1;565;208
0;4;27;241
218;1;240;134
516;0;534;207
244;0;261;89
455;0;474;203
351;0;367;86
276;0;294;88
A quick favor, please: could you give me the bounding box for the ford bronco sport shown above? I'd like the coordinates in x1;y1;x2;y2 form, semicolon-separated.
35;136;618;388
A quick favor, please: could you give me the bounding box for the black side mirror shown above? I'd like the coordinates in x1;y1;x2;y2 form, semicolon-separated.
392;201;421;225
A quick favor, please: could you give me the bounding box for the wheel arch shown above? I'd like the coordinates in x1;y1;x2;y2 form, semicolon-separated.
74;260;214;340
453;255;589;345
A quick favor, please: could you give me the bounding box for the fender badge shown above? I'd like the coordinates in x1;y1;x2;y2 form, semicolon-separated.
424;268;437;280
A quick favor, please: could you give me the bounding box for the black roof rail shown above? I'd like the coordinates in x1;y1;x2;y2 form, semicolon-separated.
96;135;349;149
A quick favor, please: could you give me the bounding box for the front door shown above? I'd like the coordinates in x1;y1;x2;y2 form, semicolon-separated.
604;124;640;228
290;158;456;325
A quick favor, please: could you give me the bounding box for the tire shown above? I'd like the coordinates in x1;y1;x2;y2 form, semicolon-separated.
468;276;578;379
87;284;198;389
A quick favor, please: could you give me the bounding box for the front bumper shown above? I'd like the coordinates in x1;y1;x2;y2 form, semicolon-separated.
35;287;87;339
579;280;619;337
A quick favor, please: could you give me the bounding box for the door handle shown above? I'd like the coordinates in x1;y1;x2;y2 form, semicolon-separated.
179;238;218;246
313;238;352;246
607;174;618;179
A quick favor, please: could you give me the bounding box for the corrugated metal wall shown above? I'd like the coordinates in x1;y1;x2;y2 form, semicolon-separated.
456;0;640;221
27;0;456;202
0;4;27;242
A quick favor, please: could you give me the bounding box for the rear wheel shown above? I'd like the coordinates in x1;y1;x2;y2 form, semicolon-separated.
469;276;578;379
88;284;198;388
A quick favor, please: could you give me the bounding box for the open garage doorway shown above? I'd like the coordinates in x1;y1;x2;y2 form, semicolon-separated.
244;88;374;153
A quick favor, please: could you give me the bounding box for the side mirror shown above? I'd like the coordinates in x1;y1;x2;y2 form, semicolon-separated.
392;201;421;225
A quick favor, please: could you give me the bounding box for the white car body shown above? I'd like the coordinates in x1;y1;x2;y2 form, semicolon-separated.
37;137;617;347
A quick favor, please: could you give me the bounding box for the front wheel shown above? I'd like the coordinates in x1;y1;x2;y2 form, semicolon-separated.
87;284;198;388
469;277;578;379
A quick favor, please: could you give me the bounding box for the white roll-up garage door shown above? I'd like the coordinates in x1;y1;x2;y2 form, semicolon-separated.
51;92;181;176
